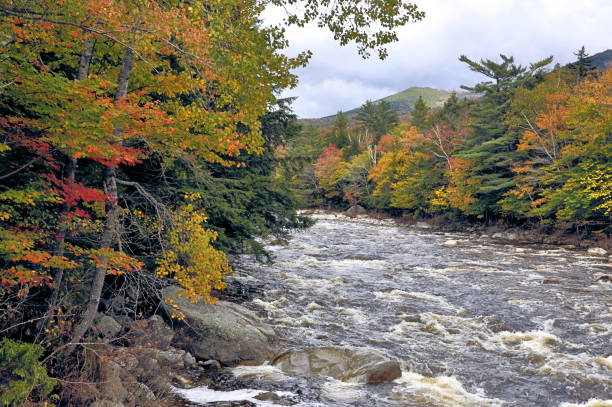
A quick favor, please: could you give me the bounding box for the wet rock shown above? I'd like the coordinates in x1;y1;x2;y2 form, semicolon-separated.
542;279;560;284
183;352;196;366
442;239;458;247
414;221;431;229
202;359;222;369
269;239;289;246
594;272;611;282
587;247;607;255
254;392;296;405
273;347;401;384
94;315;122;338
492;232;517;240
365;361;403;384
126;315;174;350
346;205;367;218
162;286;276;365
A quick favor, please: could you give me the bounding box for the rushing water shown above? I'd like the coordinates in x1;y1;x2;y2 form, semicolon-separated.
180;212;612;407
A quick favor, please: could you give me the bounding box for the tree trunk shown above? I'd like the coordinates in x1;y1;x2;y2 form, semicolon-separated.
47;37;93;313
66;47;134;356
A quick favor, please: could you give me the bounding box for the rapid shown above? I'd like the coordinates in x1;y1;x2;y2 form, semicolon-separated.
179;212;612;406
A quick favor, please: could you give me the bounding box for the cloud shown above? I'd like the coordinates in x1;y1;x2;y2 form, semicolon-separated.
268;0;612;118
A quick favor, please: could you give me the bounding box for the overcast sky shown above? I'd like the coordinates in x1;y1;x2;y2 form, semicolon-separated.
265;0;612;118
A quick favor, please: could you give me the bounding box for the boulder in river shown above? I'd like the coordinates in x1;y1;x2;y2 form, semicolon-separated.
587;247;607;255
442;239;458;247
414;221;431;229
346;205;367;218
272;347;401;384
161;286;277;365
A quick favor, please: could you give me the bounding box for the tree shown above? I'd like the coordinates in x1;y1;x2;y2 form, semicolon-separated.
268;0;424;59
568;46;597;84
410;96;430;131
355;100;399;144
329;111;350;149
454;54;553;219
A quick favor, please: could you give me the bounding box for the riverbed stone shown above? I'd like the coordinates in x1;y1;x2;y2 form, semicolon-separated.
442;239;458;247
346;205;367;217
161;286;276;365
94;315;122;338
127;315;175;350
273;347;401;384
587;247;607;255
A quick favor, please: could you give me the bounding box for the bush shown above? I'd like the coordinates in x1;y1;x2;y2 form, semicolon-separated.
0;338;55;405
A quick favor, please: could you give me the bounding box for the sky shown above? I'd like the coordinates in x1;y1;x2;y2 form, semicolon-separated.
264;0;612;118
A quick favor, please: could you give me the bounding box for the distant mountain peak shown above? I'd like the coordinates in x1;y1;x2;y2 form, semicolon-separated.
299;86;470;128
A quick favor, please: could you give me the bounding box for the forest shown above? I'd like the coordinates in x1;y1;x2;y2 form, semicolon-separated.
291;52;611;240
0;0;610;405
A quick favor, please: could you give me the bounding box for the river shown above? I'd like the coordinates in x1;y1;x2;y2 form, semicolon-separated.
178;212;612;406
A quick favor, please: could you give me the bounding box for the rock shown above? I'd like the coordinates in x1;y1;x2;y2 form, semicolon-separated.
127;315;174;350
515;247;526;253
442;239;458;247
98;360;128;403
94;315;122;338
273;347;401;384
269;239;289;246
364;361;403;384
125;382;156;402
414;221;431;229
183;352;196;366
346;205;367;218
594;272;611;282
542;279;560;284
162;286;276;365
202;359;222;369
90;402;125;407
587;247;607;255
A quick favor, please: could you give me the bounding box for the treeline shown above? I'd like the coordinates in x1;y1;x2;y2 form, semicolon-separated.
0;0;426;402
289;52;611;237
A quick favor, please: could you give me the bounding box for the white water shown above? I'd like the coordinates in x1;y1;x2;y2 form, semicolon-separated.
180;213;612;406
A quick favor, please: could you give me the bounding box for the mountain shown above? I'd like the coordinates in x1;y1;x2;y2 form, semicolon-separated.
583;49;612;71
299;86;471;128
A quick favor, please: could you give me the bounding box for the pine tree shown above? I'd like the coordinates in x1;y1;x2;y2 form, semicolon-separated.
410;96;430;131
455;54;553;219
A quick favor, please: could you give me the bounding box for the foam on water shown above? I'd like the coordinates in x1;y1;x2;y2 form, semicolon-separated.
388;371;505;406
173;385;296;406
559;399;612;407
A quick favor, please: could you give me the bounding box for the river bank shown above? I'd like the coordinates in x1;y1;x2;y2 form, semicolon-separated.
301;207;612;254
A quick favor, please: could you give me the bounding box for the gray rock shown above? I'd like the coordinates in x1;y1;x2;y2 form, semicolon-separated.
183;352;196;366
94;315;122;338
126;382;156;402
273;347;401;384
161;286;276;365
587;247;607;255
346;205;367;218
98;360;128;403
127;315;174;350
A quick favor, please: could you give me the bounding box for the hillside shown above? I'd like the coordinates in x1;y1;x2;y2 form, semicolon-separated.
300;86;471;128
584;49;612;70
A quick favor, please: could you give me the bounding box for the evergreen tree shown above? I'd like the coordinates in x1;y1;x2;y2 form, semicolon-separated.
410;96;430;131
329;111;350;148
568;46;597;84
355;100;399;144
456;54;553;219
